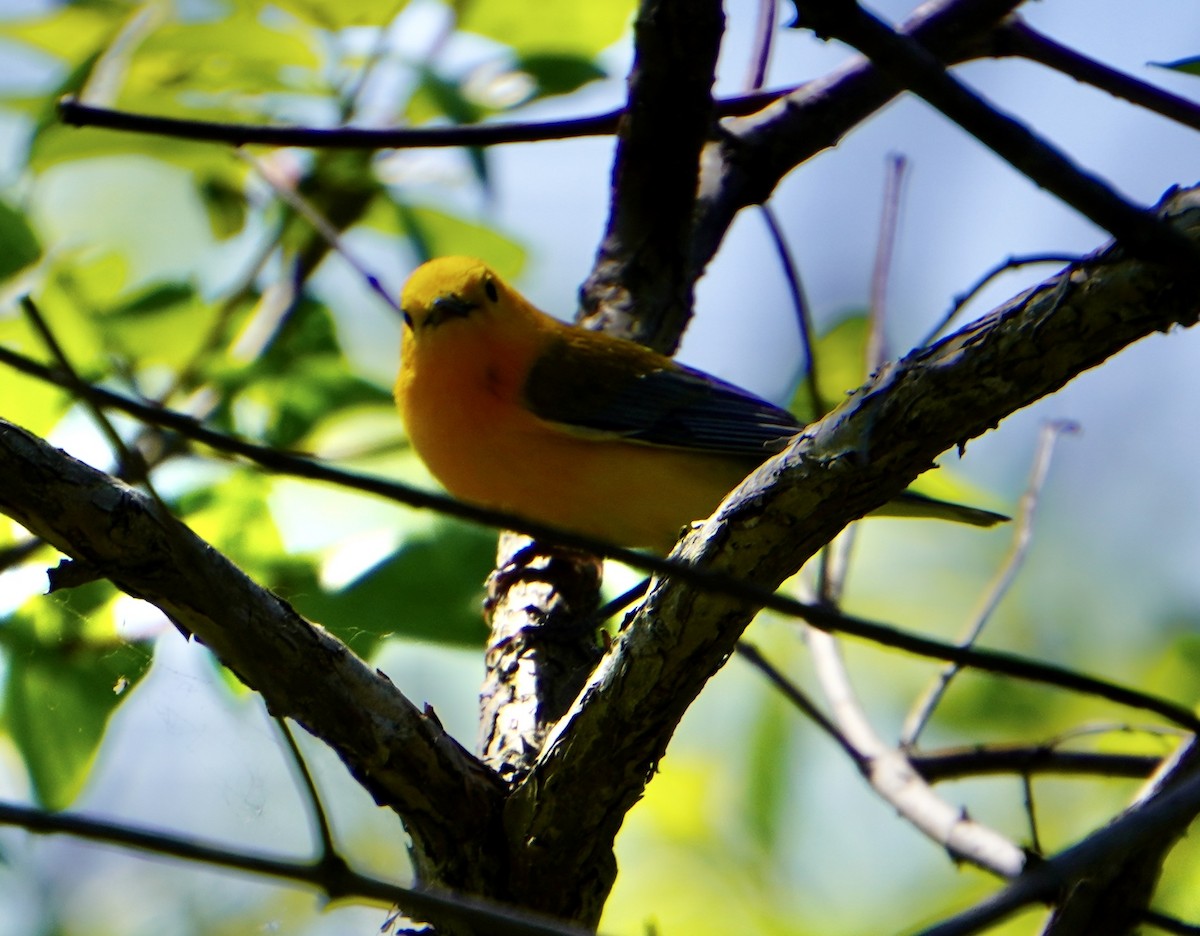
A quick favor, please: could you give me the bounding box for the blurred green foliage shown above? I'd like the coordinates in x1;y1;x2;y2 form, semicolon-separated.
0;0;631;817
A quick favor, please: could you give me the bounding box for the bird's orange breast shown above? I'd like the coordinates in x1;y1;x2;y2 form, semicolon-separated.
396;318;749;551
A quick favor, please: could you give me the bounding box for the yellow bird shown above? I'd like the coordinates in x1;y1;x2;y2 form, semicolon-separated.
395;256;1005;553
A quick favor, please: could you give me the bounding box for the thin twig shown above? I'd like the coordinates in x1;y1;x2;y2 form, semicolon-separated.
866;153;908;370
790;2;1200;270
737;640;863;767
805;623;1026;875
1143;910;1200;935
759;204;823;416
19;296;164;509
56;88;794;150
0;799;591;936
273;717;339;861
235;151;401;317
744;0;778;91
921;253;1081;346
995;17;1200;134
911;745;1161;782
1021;770;1043;854
902;419;1079;745
910;754;1200;936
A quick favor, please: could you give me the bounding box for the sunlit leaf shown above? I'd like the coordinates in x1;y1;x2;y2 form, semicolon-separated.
456;0;634;57
118;9;323;108
0;5;123;65
295;519;497;652
363;201;526;276
270;0;409;31
99;280;221;369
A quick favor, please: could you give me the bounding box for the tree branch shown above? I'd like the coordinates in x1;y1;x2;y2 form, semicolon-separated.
0;420;505;918
788;0;1200;269
505;185;1200;913
916;739;1200;936
992;16;1200;134
694;0;1025;273
577;0;726;351
0;799;589;936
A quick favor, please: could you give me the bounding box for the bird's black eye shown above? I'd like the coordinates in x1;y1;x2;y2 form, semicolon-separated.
402;309;414;328
483;275;499;303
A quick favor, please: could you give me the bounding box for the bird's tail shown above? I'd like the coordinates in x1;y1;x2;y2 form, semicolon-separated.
874;491;1009;528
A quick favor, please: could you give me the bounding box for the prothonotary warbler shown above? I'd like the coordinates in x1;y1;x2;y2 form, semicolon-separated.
394;256;1006;553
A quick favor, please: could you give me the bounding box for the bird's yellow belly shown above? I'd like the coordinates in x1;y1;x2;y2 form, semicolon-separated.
402;374;745;551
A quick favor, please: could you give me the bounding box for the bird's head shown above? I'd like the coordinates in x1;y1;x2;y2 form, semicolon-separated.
399;256;527;335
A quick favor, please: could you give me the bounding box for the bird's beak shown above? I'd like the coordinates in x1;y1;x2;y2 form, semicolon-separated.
427;294;477;327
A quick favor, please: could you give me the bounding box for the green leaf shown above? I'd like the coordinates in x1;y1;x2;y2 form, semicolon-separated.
1151;55;1200;77
363;202;526;276
198;170;248;240
0;198;42;282
2;583;152;809
295;520;496;651
118;9;323;108
456;0;634;57
743;692;792;856
270;0;410;30
208;297;392;449
0;5;122;65
99;280;222;369
787;311;869;424
514;53;607;101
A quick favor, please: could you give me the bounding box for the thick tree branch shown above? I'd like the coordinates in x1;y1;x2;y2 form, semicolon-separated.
694;0;1025;272
578;0;725;351
0;420;505;915
506;186;1200;905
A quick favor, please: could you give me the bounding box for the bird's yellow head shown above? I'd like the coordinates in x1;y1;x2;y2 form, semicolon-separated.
399;256;538;337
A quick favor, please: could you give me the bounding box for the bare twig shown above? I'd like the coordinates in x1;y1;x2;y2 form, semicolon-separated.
921;253;1081;346
993;17;1200;134
902;419;1079;745
788;1;1200;270
56;87;792;149
19;296;159;501
911;745;1161;783
759;204;823;416
745;0;777;91
0;799;590;936
913;741;1200;936
273;717;339;861
737;640;863;766
805;623;1025;876
867;153;908;370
